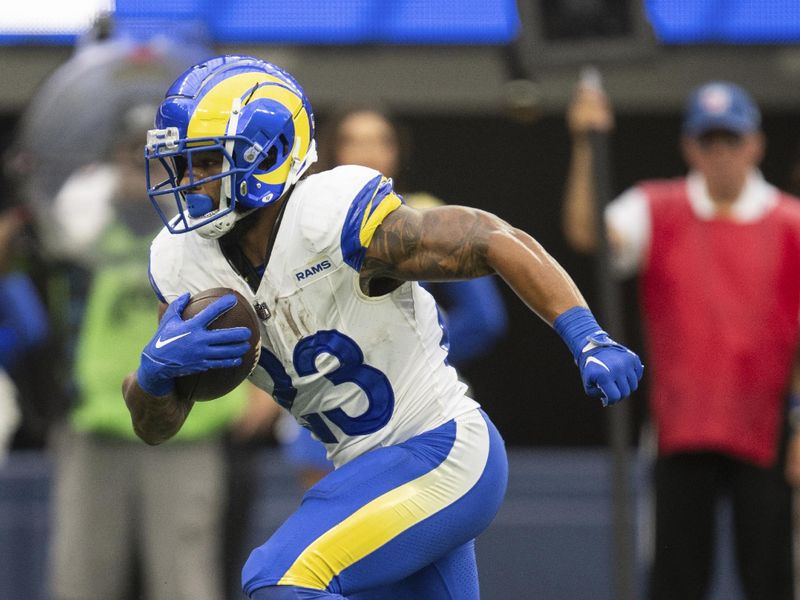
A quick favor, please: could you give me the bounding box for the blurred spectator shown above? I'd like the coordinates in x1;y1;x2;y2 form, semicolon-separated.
784;146;800;600
0;208;49;460
563;79;800;599
223;386;282;600
45;104;250;600
277;106;510;489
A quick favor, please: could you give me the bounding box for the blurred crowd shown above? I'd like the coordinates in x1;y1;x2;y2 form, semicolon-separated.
3;15;800;600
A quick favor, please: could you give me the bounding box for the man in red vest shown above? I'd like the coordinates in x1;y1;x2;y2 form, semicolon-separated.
564;79;800;600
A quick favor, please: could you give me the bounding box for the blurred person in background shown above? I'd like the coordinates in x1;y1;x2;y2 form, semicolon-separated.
0;206;49;461
564;78;800;600
783;148;800;600
276;106;510;489
223;385;283;600
5;16;215;454
45;104;254;600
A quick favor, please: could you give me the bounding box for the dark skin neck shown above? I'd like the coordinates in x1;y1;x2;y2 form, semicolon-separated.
240;199;286;267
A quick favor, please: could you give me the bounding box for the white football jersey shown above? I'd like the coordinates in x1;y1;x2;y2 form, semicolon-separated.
149;165;478;466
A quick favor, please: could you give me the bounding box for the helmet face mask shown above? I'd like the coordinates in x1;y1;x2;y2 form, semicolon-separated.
145;56;317;239
146;131;244;237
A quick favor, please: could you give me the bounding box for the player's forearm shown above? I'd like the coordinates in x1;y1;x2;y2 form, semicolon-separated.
365;205;585;323
122;372;192;445
486;226;586;324
563;137;600;253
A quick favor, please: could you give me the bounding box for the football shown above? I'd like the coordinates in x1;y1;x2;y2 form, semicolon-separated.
174;287;261;401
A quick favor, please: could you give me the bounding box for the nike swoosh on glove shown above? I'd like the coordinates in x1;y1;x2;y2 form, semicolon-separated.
136;292;253;396
553;306;644;407
578;333;644;406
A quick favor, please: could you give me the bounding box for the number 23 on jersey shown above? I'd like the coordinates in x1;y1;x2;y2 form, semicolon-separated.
257;330;394;442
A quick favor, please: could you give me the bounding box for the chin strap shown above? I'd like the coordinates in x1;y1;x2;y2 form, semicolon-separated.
195;206;257;240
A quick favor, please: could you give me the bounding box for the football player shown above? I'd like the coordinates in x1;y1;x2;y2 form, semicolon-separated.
122;55;643;599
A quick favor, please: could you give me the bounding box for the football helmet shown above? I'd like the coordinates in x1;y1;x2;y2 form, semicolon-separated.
145;55;317;238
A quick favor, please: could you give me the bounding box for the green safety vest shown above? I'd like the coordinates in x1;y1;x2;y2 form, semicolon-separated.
70;223;246;441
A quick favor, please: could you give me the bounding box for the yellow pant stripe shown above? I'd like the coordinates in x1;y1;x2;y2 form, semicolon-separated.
278;411;489;589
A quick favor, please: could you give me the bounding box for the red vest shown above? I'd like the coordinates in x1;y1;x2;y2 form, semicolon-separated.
640;178;800;466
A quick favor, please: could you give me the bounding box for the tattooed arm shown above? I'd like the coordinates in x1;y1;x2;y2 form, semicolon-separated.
122;302;194;445
361;204;587;324
123;372;194;445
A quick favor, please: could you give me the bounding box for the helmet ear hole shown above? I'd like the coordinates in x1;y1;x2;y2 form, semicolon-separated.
255;134;290;172
258;145;279;171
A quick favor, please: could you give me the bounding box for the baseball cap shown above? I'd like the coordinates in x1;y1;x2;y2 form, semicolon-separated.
682;81;761;137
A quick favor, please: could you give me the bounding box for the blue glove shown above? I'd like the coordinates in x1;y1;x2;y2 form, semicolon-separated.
136;292;253;396
553;306;644;406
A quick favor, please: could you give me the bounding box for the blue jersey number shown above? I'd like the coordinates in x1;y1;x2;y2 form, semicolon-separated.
257;330;395;443
256;350;296;410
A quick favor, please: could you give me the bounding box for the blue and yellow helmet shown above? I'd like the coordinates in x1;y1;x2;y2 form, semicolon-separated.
145;55;317;238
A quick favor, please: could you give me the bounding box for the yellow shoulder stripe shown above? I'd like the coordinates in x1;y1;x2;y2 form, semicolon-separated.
358;188;402;248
